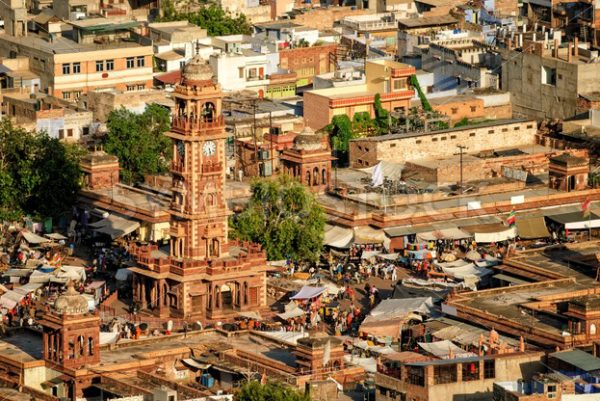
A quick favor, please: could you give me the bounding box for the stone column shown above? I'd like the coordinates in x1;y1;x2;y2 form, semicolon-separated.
140;281;147;309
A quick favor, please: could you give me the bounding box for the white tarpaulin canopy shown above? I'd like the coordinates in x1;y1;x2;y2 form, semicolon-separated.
324;225;353;249
14;282;43;295
90;214;140;239
0;290;25;309
436;260;493;280
418;340;476;359
359;161;404;181
462;224;516;243
290;286;326;300
277;308;306;320
237;311;262;320
21;231;50;244
354;226;386;245
28;270;51;283
546;212;600;230
417;228;472;242
360;297;434;339
361;250;382;260
53;265;86;283
45;233;68;241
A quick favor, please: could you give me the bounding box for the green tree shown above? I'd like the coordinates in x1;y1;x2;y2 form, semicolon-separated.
410;75;432;112
373;93;390;133
104;104;172;185
326;114;355;167
352;111;376;136
230;175;325;263
157;3;252;36
237;381;311;401
0;119;83;220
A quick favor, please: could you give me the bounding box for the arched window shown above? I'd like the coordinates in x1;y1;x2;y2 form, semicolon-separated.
88;337;94;355
313;167;320;186
77;335;85;356
203;102;216;122
243;282;248;305
591;324;597;336
305;171;311;186
210;238;220;257
322;169;327;186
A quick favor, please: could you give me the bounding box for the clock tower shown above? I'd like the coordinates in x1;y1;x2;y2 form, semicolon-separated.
131;56;268;320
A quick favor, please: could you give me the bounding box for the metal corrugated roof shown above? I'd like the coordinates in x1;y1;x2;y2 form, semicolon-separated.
550;349;600;372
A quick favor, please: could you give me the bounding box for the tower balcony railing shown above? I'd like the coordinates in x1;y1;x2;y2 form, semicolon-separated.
171;115;225;132
171;162;186;174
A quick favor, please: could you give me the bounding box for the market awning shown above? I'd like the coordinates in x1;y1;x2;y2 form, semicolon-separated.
237;311;262;320
21;231;50;244
14;282;43;295
416;228;472;242
277;308;305;320
546;212;600;230
182;358;211;370
90;214;140;239
461;224;516;243
516;216;550;239
324;225;353;249
418;340;476;359
290;286;326;300
354;226;386;245
45;233;68;241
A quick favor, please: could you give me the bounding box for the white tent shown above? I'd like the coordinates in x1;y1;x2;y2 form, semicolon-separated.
21;231;50;245
418;340;476;359
90;214;140;239
28;270;52;283
277;308;306;320
290;286;327;300
52;265;86;283
0;290;25;309
417;228;472;242
14;282;43;295
324;225;353;249
360;298;434;339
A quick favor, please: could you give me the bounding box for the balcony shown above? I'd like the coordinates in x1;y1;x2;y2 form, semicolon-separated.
171;161;186;174
171;115;225;133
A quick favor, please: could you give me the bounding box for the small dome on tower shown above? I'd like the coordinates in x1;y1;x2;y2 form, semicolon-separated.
182;55;214;83
54;282;89;315
293;126;323;152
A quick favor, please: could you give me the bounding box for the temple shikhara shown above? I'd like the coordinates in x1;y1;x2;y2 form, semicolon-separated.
130;56;269;320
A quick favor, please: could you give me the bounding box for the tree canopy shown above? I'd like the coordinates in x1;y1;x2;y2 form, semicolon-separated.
237;381;311;401
230;175;325;263
104;104;172;185
0;119;83;220
158;2;252;36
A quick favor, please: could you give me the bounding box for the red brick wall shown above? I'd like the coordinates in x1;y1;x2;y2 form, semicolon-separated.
279;44;336;84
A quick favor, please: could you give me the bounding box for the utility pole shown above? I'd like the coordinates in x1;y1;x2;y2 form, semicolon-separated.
455;145;468;194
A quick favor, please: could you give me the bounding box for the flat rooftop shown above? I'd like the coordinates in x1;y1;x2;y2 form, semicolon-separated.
82;184;170;214
0;30;150;54
456;279;590;336
0;330;43;362
353;118;532;142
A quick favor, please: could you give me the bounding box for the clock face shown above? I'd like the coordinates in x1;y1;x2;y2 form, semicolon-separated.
203;141;216;156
